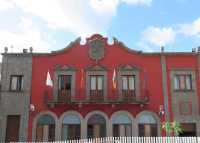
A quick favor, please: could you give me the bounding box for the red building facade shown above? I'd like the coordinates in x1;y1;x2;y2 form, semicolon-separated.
0;34;199;142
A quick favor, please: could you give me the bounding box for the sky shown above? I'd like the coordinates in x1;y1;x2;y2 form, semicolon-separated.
0;0;200;55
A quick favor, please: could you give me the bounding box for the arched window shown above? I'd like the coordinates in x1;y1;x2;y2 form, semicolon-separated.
138;114;157;137
36;115;55;141
87;114;106;138
62;114;81;140
112;114;132;137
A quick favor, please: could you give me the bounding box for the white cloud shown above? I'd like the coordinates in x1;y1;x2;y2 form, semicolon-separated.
136;41;154;52
0;17;51;54
89;0;152;16
11;0;101;37
121;0;152;6
0;0;14;11
0;0;153;39
142;26;176;46
179;18;200;37
89;0;119;16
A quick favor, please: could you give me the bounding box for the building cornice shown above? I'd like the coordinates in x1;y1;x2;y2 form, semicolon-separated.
1;34;199;57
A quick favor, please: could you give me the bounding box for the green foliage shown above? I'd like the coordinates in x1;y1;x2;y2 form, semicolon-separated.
162;122;172;133
171;121;183;135
162;121;183;135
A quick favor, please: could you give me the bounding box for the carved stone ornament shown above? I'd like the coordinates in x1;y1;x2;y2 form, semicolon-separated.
89;39;105;61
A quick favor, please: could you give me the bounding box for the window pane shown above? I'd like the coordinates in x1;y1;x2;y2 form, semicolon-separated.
113;125;119;137
174;76;179;90
129;76;135;90
20;77;23;90
90;76;96;90
122;77;128;90
97;76;103;90
62;125;68;140
144;124;151;136
186;75;192;90
125;125;132;136
17;76;23;90
65;76;71;90
11;77;18;90
59;76;65;90
180;75;186;89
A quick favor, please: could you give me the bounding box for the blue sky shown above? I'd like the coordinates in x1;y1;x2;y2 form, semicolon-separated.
0;0;200;54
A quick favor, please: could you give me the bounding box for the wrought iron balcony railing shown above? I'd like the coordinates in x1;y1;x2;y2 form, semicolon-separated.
89;90;104;102
45;89;149;107
57;90;71;103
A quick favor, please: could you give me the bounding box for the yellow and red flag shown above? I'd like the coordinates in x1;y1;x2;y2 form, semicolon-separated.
112;68;117;89
80;69;84;89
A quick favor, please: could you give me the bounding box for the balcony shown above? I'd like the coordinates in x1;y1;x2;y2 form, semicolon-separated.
46;89;149;107
89;90;104;102
57;90;71;103
121;90;136;102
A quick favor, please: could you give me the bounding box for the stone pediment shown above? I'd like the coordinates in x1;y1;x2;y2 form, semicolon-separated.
85;64;108;71
55;64;76;71
118;64;140;71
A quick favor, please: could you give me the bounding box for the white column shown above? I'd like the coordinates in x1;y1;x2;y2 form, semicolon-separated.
108;120;112;137
81;119;87;139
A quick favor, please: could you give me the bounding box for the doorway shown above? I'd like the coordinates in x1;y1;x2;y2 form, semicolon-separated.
5;115;20;142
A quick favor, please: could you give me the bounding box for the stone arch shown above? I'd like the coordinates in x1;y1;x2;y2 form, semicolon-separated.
110;111;135;136
84;111;109;138
32;111;58;141
59;111;83;123
58;111;83;140
135;111;161;136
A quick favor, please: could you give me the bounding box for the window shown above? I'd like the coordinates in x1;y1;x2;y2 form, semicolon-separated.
87;114;106;138
62;114;81;140
10;75;23;91
58;75;71;96
122;75;135;97
174;74;192;90
36;115;55;141
90;75;103;90
112;114;132;137
122;75;135;90
138;114;158;137
90;75;104;97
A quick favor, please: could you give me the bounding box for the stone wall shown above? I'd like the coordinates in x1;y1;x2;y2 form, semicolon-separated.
0;54;32;141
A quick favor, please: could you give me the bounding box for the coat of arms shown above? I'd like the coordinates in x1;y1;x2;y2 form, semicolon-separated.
89;39;105;61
